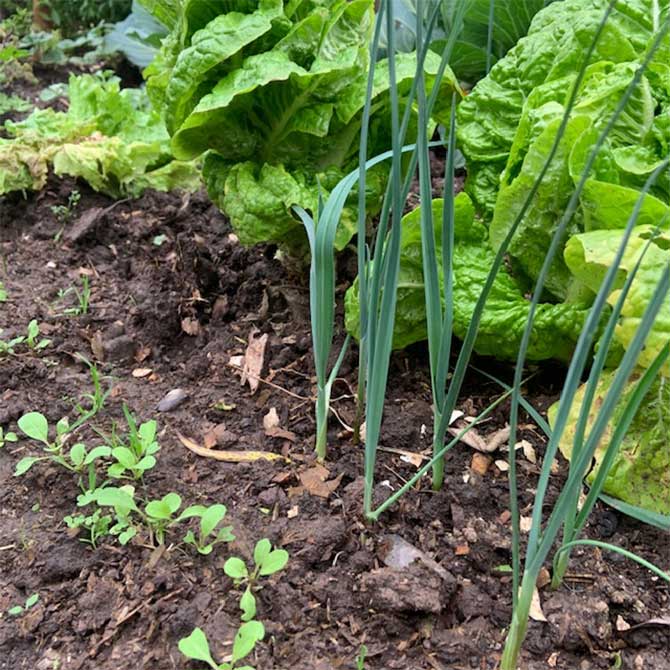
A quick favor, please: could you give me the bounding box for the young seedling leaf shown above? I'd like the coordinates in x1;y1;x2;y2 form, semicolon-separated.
24;593;39;609
14;456;42;476
95;487;139;513
224;557;249;580
146;492;182;519
69;443;86;467
253;538;271;566
231;620;265;663
18;412;49;444
259;549;289;576
200;504;227;538
175;504;208;522
8;605;23;616
240;587;257;622
84;445;112;464
139;420;157;445
216;526;235;543
112;447;136;469
178;628;218;669
136;455;157;471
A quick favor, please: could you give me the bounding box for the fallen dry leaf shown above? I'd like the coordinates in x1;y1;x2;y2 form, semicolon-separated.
131;368;152;378
536;567;551;590
239;329;268;394
519;516;533;533
298;464;343;498
134;345;151;363
181;317;201;336
616;615;631;632
528;586;547;622
263;407;296;442
177;432;286;463
520;439;537;464
449;422;489;452
287;505;299;519
495;459;509;472
454;544;470;556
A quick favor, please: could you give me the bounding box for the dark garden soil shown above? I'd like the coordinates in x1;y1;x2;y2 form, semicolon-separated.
1;73;669;670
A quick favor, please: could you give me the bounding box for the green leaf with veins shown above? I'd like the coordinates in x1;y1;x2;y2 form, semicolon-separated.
345;194;595;361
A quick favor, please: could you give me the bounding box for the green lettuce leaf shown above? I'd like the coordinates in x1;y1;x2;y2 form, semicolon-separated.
0;72;200;198
345;194;593;361
565;225;670;374
551;369;670;515
144;0;460;253
457;0;656;218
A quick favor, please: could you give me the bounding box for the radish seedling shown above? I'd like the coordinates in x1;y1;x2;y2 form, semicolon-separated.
0;320;50;356
106;406;160;480
7;593;39;617
177;504;235;555
178;622;265;670
224;539;288;622
0;427;17;448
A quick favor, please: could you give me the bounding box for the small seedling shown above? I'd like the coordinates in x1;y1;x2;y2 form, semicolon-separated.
356;645;368;670
224;539;289;622
7;593;39;617
51;190;81;232
178;623;265;670
179;504;235;555
0;320;50;356
25;320;51;351
13;411;111;481
106;406;160;480
71;357;110;429
0;282;7;302
64;509;112;548
0;427;18;448
56;275;91;316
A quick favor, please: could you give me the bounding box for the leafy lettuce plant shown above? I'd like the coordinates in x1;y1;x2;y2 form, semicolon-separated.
141;0;458;254
0;71;200;197
458;0;669;288
379;0;559;82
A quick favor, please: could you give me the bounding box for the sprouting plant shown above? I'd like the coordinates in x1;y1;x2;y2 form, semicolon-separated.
51;189;81;227
0;281;7;302
356;645;368;670
13;411;110;480
56;275;91;316
106;406;160;480
224;539;289;622
0;426;18;448
64;509;112;548
178;623;265;670
88;486;234;550
0;320;50;356
25;319;51;351
179;504;235;555
7;593;39;617
71;356;110;428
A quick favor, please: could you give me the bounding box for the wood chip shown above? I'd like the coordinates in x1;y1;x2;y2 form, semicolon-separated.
536;567;551;590
470;453;491;476
519;516;533;533
131;368;152;378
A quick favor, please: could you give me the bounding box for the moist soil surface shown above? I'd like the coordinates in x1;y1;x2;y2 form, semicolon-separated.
1;71;669;670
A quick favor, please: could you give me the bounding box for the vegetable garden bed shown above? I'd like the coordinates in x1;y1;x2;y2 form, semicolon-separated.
0;169;668;670
2;1;669;669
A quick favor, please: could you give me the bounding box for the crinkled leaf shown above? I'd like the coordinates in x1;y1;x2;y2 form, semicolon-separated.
565;226;670;373
551;370;670;514
345;194;594;360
